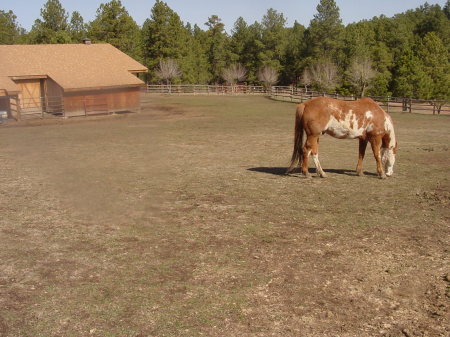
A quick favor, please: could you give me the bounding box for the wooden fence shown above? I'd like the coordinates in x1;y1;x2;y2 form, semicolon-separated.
146;84;266;95
145;84;450;115
270;87;450;115
5;95;116;121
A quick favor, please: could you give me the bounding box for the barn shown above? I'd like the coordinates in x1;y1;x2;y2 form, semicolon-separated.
0;42;147;119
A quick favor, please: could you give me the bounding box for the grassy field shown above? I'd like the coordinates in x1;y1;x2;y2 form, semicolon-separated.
1;95;449;337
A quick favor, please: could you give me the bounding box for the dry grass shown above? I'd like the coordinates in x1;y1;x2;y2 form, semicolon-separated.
1;95;449;337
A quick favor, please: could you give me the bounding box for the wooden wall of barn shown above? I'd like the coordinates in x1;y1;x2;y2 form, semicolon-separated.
63;87;141;117
0;96;9;113
44;78;64;114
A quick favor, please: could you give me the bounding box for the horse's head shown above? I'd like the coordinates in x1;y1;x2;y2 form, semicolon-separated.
382;141;397;177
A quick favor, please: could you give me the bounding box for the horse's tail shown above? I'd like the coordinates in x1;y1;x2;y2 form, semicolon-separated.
287;103;305;174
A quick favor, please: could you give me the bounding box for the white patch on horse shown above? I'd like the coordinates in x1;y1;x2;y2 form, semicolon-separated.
312;154;326;177
384;114;396;148
325;112;365;139
381;147;395;176
365;111;373;119
382;113;396;176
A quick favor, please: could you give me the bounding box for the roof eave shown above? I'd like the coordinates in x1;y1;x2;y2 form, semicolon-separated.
129;69;148;73
10;75;48;80
63;83;146;93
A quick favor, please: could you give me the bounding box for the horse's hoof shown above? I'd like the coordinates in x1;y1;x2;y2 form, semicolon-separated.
356;171;364;176
379;174;387;179
320;173;327;178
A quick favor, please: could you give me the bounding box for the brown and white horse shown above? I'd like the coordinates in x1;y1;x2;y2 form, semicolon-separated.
287;97;397;179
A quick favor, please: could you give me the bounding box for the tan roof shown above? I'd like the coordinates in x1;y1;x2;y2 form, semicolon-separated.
0;76;20;95
0;44;147;93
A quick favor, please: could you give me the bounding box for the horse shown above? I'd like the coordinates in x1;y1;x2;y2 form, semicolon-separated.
286;97;397;179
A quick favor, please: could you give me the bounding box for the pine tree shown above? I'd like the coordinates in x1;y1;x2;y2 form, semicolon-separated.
413;3;450;46
392;48;433;98
230;18;264;83
205;15;231;83
260;9;288;70
182;25;211;84
281;21;305;85
0;10;22;44
305;0;344;60
28;0;71;44
230;17;250;63
88;0;141;59
417;32;450;99
69;11;87;43
142;0;193;82
444;0;450;19
367;42;393;96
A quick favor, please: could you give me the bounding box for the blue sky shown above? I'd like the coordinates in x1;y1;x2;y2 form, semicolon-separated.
3;0;447;32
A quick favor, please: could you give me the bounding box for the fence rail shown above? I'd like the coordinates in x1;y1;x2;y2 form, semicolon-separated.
6;95;118;121
145;84;450;115
146;84;266;95
270;87;450;115
3;86;448;121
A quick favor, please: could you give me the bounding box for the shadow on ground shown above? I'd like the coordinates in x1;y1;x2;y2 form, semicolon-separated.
247;167;378;177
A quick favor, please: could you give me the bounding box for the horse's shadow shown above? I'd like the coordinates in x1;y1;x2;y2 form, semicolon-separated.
247;167;378;177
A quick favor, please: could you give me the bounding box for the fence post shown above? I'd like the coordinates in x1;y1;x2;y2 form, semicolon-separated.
62;98;66;118
16;96;22;121
41;96;45;118
386;96;390;113
409;98;412;113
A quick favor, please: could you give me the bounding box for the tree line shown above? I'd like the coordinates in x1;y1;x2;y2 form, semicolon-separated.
1;0;449;99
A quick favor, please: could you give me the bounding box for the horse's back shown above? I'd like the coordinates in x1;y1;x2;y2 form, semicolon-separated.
301;96;390;139
303;96;385;118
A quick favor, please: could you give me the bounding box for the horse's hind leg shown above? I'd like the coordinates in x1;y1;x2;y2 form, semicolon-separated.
312;137;327;178
356;139;368;176
303;135;327;178
301;135;312;177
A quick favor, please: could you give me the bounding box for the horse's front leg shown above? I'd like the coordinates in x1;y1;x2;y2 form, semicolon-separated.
369;136;386;179
356;138;368;176
301;140;311;178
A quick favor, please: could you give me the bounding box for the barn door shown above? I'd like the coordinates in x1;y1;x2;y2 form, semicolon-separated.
18;80;42;114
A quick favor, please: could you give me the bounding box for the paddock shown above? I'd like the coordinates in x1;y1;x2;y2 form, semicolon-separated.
0;95;448;336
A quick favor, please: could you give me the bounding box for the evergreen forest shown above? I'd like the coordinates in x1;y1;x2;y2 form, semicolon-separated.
1;0;449;99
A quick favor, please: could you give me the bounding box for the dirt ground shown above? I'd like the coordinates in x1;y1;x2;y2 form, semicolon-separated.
0;95;449;337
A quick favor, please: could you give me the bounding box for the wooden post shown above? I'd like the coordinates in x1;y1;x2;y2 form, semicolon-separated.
409;98;412;113
386;96;390;113
14;95;22;122
15;96;22;121
41;96;45;118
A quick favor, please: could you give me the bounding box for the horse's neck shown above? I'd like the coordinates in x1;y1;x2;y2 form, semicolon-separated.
385;115;396;148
